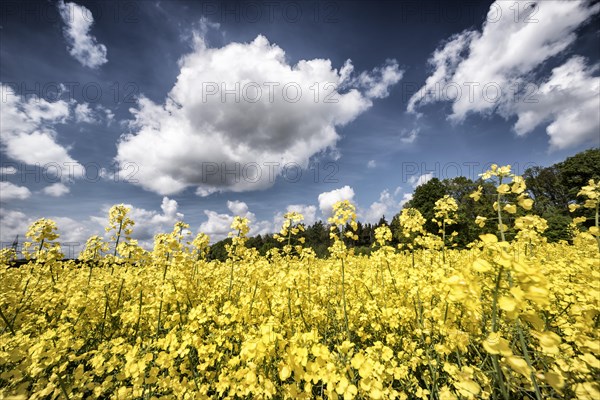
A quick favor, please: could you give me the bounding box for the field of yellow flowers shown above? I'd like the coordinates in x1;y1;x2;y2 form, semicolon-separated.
1;166;599;400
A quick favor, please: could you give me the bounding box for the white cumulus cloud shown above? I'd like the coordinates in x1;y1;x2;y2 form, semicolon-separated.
200;210;235;242
58;0;108;68
0;84;83;175
1;197;188;256
74;103;96;123
91;197;184;248
400;193;413;208
514;56;600;150
408;0;600;149
362;189;401;224
274;204;318;229
0;182;31;202
0;208;92;257
287;204;317;226
0;166;17;175
351;60;404;99
408;173;434;188
116;34;402;195
318;185;355;217
227;200;249;216
200;200;272;242
42;182;70;197
0;208;29;246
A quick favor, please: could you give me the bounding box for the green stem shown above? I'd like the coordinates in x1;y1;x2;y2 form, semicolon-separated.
497;178;506;242
491;266;504;332
307;260;311;305
286;229;293;326
99;292;109;339
115;279;125;309
162;256;170;280
381;262;385;292
341;258;350;341
516;319;542;400
56;372;71;399
134;290;143;337
296;289;311;331
227;229;241;300
491;355;509;400
490;264;509;400
113;221;123;257
385;259;399;295
86;263;93;287
248;280;258;318
227;261;234;300
156;299;163;338
287;287;293;327
595;203;599;253
0;306;16;335
415;292;438;396
442;220;446;264
156;256;170;338
49;262;56;285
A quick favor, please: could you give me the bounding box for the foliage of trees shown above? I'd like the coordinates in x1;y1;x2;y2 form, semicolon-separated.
207;148;599;260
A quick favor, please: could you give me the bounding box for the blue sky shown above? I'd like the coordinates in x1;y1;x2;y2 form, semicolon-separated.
1;0;599;252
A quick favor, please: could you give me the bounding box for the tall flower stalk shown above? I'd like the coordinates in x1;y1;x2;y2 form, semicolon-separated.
433;195;458;264
226;216;250;300
328;200;358;341
569;179;600;252
473;165;542;399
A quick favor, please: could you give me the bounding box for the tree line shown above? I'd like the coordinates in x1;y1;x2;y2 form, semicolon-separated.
207;148;600;261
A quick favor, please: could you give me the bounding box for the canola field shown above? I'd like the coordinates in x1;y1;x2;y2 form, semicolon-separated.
1;166;599;400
